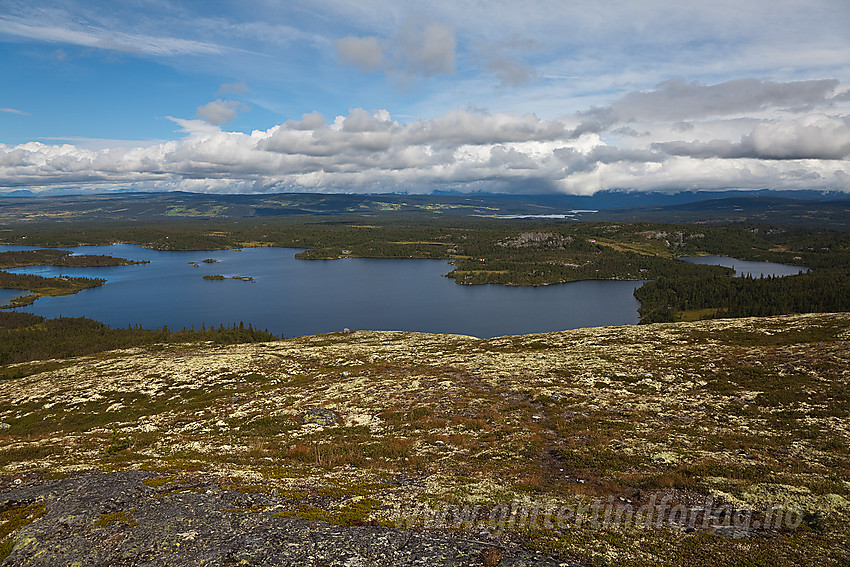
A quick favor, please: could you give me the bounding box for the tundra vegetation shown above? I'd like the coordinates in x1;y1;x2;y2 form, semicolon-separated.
1;193;849;563
0;312;848;564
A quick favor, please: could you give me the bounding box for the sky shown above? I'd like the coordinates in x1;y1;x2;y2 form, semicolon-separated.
1;0;849;195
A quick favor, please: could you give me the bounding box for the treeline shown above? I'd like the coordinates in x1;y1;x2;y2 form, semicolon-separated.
0;249;145;269
4;218;850;271
0;313;280;366
0;271;105;308
0;250;145;307
635;271;850;323
4;219;850;325
446;245;733;285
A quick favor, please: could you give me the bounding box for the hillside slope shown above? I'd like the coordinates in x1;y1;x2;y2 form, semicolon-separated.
1;313;849;565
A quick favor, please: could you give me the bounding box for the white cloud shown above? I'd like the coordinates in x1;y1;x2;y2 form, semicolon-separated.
217;81;249;96
575;79;843;135
335;36;385;73
0;16;222;56
197;100;248;125
742;114;850;160
1;107;29;115
397;19;455;76
2;96;849;195
335;18;455;79
653;115;850;160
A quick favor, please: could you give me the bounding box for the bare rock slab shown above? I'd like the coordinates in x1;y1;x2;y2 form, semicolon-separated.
1;471;571;566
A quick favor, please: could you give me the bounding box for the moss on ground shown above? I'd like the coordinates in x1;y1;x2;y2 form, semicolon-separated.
1;312;848;565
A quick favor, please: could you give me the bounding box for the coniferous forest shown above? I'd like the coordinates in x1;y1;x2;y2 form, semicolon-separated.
2;193;850;327
635;270;850;323
0;312;278;367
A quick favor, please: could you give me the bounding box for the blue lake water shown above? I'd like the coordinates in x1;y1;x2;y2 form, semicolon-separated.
0;289;26;305
678;256;809;278
0;244;647;338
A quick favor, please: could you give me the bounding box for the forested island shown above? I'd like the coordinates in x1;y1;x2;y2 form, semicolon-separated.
203;274;255;282
2;203;849;323
0;192;848;565
0;249;146;308
0;249;148;269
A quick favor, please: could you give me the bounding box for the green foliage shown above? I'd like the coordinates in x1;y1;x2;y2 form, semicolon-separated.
0;312;279;365
92;510;136;528
0;249;148;307
636;270;850;323
0;270;104;305
0;249;145;269
275;497;380;526
103;427;132;455
0;503;47;561
4;215;850;326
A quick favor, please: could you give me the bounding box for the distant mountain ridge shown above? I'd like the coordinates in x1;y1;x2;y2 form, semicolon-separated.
0;189;848;228
482;188;848;209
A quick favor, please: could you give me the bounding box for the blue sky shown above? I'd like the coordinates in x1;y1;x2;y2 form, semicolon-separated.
1;0;849;194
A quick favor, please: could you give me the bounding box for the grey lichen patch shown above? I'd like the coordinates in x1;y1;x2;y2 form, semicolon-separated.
1;313;849;565
301;408;337;426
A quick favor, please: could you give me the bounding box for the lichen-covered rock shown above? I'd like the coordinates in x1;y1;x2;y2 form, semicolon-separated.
301;408;337;426
1;313;848;565
0;471;567;566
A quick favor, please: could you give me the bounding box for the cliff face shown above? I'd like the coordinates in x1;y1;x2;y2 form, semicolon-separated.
1;313;849;565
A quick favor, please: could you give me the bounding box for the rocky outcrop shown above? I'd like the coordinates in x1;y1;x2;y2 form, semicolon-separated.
1;471;567;566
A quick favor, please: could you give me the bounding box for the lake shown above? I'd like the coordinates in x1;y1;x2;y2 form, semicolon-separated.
0;289;27;306
1;244;647;338
678;256;809;278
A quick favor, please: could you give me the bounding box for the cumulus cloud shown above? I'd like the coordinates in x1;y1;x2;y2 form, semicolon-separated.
741;114;850;159
654;115;850;160
336;19;455;79
216;81;249;95
335;36;385;73
397;19;455;76
2;79;849;195
577;78;843;134
196;99;248;125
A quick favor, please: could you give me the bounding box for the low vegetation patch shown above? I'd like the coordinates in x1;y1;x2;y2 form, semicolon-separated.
1;312;848;565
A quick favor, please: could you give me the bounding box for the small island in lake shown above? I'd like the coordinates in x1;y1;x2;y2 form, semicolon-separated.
0;249;147;269
203;274;254;282
0;249;146;308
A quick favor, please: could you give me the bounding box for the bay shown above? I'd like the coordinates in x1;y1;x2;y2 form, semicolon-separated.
0;289;27;306
678;256;809;278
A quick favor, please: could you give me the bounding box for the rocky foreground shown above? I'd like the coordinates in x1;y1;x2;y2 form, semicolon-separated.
1;313;849;565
